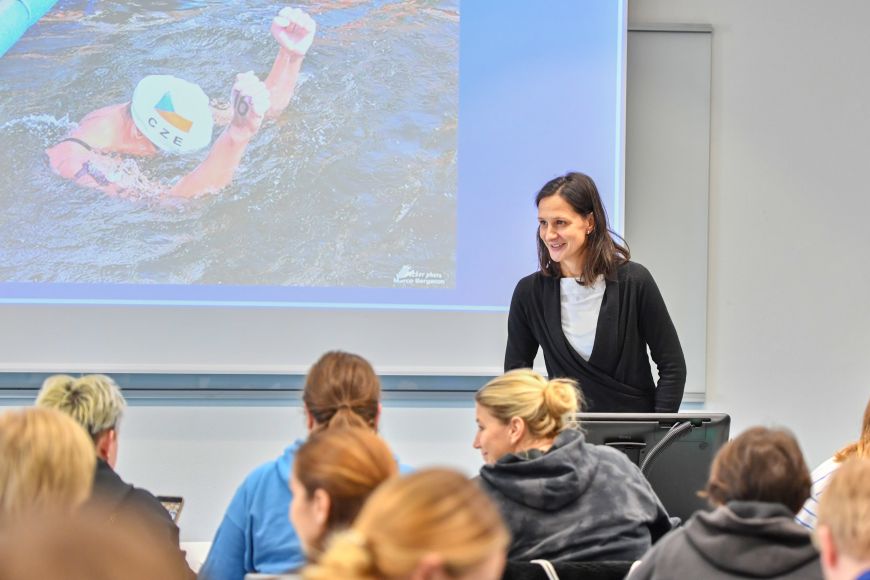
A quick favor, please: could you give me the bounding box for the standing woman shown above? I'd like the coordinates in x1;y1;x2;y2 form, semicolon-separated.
506;172;686;412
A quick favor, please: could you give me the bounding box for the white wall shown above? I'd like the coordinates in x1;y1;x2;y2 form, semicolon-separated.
629;0;870;463
0;395;482;542
114;400;481;541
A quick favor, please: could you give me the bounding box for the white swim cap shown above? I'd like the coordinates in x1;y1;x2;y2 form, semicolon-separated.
130;75;213;154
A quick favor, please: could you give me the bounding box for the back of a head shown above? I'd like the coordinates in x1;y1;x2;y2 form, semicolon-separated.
816;458;870;562
0;407;96;523
35;374;126;440
294;427;399;549
0;508;191;580
304;468;509;580
303;351;381;432
704;426;811;514
834;397;870;462
475;369;581;439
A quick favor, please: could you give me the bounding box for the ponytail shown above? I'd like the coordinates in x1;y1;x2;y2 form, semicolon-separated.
319;406;371;431
303;531;377;580
303;352;380;431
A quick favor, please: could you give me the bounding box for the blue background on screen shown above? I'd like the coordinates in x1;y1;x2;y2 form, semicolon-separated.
0;0;624;311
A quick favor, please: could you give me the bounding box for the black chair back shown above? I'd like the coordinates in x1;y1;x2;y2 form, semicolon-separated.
502;560;634;580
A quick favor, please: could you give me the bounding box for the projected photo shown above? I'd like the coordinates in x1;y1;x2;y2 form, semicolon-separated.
0;0;458;289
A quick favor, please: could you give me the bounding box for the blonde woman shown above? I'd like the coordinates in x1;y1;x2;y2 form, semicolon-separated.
797;397;870;530
304;469;509;580
0;407;95;522
474;369;671;562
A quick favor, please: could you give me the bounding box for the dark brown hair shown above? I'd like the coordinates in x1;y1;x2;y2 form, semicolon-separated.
704;427;811;514
535;172;629;284
294;427;398;552
303;351;380;431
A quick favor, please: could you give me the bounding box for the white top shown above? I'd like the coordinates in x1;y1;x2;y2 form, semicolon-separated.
795;455;841;530
560;276;606;361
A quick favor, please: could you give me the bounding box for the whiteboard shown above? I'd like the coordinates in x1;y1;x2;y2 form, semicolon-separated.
625;25;712;400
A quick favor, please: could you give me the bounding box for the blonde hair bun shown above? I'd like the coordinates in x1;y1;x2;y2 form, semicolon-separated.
475;370;582;440
542;378;579;420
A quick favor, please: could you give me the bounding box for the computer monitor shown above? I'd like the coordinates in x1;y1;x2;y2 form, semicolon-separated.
578;413;731;522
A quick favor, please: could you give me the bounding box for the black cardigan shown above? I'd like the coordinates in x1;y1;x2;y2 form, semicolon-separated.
504;261;686;412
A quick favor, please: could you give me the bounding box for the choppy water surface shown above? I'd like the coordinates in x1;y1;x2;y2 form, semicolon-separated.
0;0;458;288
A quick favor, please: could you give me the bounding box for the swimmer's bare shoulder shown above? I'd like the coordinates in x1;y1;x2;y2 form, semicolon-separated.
45;103;148;196
45;103;127;174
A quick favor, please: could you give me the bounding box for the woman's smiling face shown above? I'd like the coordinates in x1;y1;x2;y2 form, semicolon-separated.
537;194;594;278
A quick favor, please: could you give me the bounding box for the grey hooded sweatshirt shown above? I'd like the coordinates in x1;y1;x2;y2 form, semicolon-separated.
478;428;672;562
628;501;823;580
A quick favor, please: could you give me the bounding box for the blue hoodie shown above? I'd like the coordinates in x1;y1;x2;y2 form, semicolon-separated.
200;439;411;580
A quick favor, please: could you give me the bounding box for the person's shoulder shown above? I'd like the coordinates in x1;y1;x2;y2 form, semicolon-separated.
631;521;690;574
242;456;286;490
124;485;175;524
90;465;174;528
811;456;840;478
617;260;653;282
513;271;552;294
516;270;543;286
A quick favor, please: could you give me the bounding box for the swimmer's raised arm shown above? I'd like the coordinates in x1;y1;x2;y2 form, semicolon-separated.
210;98;233;127
264;7;316;117
167;72;271;199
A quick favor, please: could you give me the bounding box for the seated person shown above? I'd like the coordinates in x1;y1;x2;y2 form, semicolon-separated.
0;407;95;522
290;427;398;569
0;508;192;580
815;459;870;580
304;468;509;580
473;369;672;562
628;427;822;580
34;374;192;576
44;7;315;199
798;397;870;530
200;351;412;580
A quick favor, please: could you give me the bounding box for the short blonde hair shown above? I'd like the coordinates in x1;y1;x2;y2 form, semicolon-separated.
304;469;509;580
816;458;870;560
0;407;96;522
36;375;126;439
475;369;581;439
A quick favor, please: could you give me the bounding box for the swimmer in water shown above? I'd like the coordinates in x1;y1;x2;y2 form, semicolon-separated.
45;7;316;199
